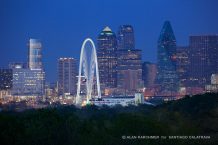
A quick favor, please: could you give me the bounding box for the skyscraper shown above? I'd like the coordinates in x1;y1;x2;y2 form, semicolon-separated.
117;25;135;50
97;26;117;89
116;25;142;95
176;46;190;87
58;58;77;96
156;21;179;93
189;35;218;87
117;49;143;95
142;62;157;88
28;39;43;70
0;69;13;90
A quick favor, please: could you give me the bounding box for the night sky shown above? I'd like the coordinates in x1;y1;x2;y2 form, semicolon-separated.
0;0;218;82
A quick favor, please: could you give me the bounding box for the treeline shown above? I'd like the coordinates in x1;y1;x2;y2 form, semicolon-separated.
0;93;218;145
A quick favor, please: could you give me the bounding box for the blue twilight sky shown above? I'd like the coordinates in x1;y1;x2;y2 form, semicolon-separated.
0;0;218;82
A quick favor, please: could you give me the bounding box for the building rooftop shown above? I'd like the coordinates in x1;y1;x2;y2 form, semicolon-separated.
103;26;112;32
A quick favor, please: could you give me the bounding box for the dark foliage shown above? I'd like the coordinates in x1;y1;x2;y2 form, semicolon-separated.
0;93;217;145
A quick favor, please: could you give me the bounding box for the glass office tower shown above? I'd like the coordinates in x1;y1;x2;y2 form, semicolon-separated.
28;39;43;70
189;35;218;87
156;21;179;93
97;26;117;88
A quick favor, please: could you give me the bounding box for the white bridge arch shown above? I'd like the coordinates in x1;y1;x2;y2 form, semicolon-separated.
76;38;101;105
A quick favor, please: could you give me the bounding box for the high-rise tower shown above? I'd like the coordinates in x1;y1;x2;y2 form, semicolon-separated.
28;39;42;70
189;35;218;87
58;58;77;96
117;49;142;95
116;25;142;95
117;25;135;50
156;21;179;93
97;26;117;89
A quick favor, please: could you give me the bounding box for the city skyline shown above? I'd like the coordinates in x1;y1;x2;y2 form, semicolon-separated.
1;0;218;82
0;1;218;144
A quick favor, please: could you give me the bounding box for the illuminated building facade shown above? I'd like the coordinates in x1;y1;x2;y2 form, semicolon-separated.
0;69;13;90
117;49;143;95
58;58;77;96
189;35;218;87
116;25;142;95
117;25;135;50
142;62;157;88
211;74;218;85
12;67;45;96
176;46;190;87
11;38;45;96
28;39;43;70
205;74;218;93
156;21;179;93
89;93;148;107
97;26;117;88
